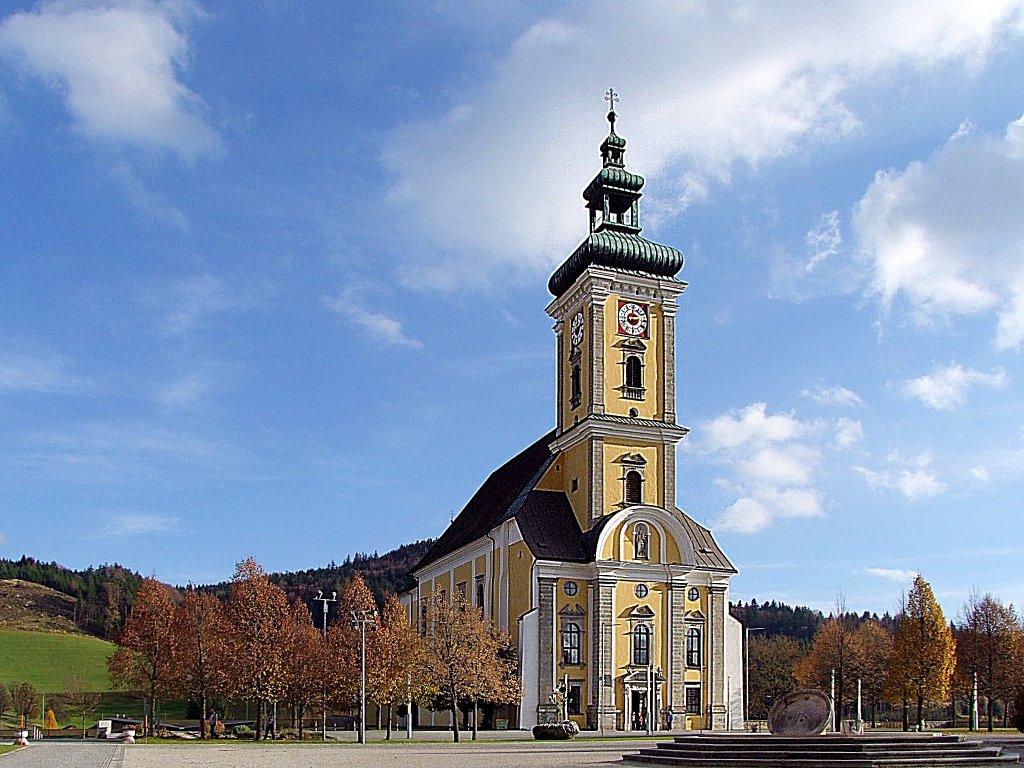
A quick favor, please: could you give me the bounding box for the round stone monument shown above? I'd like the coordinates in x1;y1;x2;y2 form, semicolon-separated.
767;689;831;735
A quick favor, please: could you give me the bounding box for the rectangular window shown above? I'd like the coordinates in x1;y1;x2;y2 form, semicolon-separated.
685;685;701;715
686;627;702;668
632;625;650;666
561;621;582;665
567;682;583;716
456;581;467;600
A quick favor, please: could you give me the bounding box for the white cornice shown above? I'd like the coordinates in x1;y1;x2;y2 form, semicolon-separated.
549;415;689;454
546;266;686;320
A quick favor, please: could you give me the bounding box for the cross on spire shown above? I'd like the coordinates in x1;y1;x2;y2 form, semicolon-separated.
605;87;619;132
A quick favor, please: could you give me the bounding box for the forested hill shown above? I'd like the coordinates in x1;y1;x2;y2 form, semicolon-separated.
729;599;898;646
5;544;900;646
0;540;434;640
201;539;435;615
0;556;142;639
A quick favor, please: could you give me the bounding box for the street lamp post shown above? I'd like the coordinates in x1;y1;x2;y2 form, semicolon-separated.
351;609;377;745
744;626;764;727
314;590;337;743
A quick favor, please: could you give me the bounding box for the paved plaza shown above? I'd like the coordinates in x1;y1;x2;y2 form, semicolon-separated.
1;737;645;768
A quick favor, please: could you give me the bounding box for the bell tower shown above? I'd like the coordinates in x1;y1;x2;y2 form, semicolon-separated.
546;92;689;530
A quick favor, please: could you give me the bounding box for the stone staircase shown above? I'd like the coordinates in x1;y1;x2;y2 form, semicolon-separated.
623;733;1022;767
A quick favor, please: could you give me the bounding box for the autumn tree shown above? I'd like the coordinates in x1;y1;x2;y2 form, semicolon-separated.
171;586;228;738
853;620;893;726
8;682;38;728
326;573;378;715
0;684;10;726
107;577;177;735
422;586;520;742
281;600;324;738
795;608;862;721
887;575;956;730
225;557;291;740
58;674;101;737
748;635;802;719
368;593;427;739
956;592;1024;731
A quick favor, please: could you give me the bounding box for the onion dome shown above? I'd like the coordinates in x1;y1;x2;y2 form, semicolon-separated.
548;91;684;298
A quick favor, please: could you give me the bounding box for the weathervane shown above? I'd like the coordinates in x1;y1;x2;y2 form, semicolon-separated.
605;87;619;131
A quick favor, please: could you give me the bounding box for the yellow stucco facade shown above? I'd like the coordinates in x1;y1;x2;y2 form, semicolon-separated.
403;110;740;734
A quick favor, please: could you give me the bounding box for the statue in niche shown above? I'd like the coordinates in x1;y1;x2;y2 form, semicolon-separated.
634;522;650;560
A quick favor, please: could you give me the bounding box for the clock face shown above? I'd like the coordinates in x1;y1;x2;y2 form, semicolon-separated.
617;301;649;337
569;311;585;347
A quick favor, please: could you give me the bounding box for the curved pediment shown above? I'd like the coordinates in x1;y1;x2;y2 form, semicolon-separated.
595;505;697;566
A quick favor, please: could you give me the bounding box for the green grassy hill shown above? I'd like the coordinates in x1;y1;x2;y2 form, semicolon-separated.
0;629;114;692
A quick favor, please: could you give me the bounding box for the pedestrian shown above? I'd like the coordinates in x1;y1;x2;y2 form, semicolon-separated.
264;710;275;740
208;709;219;739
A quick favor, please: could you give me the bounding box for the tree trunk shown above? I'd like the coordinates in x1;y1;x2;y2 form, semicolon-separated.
449;697;460;742
902;698;909;731
472;699;478;740
916;694;924;731
256;705;263;741
298;703;304;739
385;703;392;740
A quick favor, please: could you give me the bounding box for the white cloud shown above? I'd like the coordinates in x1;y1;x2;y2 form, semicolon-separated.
0;351;84;393
699;402;825;533
854;454;948;501
969;465;991;482
802;383;862;407
899;362;1008;410
0;0;220;158
100;513;179;537
738;446;814;487
856;113;1024;348
323;288;422;348
805;210;842;273
383;2;1024;288
865;567;918;583
834;417;863;450
155;372;208;407
702;402;810;451
718;497;772;534
158;275;239;336
110;160;189;230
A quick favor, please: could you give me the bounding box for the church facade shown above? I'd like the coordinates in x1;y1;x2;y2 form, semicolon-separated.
403;103;743;732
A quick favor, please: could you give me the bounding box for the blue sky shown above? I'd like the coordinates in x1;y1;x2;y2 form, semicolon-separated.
2;1;1023;617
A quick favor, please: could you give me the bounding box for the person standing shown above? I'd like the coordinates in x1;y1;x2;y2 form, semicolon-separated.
207;709;219;739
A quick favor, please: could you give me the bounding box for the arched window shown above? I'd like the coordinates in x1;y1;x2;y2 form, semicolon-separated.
632;624;650;666
561;621;582;665
634;522;650;560
625;355;642;388
625;470;642;505
686;627;702;668
475;580;484;612
570;364;582;408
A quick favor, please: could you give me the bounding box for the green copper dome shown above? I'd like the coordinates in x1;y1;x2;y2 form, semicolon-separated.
548;230;684;297
548;98;684;298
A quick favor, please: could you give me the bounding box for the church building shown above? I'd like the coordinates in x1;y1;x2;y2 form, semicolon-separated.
403;99;743;732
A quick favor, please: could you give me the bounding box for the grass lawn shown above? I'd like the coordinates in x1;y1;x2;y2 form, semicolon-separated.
0;629;115;692
0;745;23;755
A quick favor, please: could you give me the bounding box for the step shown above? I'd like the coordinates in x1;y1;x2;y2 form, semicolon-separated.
644;746;1005;760
622;734;1020;768
624;756;1020;768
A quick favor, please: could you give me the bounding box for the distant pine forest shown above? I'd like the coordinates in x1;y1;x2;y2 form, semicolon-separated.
1;547;897;643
